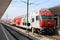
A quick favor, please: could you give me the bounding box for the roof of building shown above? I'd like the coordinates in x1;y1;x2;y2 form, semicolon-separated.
49;6;60;15
0;0;12;18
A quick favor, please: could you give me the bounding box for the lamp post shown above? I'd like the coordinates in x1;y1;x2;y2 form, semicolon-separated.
21;0;34;33
26;0;29;33
27;0;29;26
21;0;34;25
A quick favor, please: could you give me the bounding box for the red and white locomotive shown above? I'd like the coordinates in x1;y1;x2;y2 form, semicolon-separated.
11;9;57;34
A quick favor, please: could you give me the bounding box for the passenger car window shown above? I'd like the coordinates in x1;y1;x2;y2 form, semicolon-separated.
32;18;34;22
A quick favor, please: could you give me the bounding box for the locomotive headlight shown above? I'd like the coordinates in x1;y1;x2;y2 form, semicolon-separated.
48;22;50;24
48;22;51;26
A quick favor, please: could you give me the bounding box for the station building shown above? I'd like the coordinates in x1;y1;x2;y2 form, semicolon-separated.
49;6;60;28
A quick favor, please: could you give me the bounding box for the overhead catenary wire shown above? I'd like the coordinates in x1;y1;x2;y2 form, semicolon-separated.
30;0;50;6
20;0;50;5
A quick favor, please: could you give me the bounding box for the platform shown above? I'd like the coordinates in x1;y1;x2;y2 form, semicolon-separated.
1;23;56;40
0;23;15;40
2;22;60;40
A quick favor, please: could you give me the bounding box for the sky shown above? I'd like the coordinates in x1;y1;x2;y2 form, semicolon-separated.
1;0;60;20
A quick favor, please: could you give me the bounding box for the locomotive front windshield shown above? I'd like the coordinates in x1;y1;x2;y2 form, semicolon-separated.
42;16;52;20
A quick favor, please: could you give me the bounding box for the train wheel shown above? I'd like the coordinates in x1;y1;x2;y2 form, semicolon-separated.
37;29;45;35
53;28;58;35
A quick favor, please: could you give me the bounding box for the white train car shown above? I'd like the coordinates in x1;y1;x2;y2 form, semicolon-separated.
13;9;57;34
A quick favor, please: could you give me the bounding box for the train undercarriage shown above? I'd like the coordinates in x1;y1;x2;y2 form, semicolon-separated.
36;27;58;35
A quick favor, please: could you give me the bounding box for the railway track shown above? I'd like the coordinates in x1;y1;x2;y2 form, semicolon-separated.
2;24;37;40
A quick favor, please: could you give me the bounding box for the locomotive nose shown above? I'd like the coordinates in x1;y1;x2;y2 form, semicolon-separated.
47;22;52;26
43;20;55;27
48;22;51;24
48;21;54;26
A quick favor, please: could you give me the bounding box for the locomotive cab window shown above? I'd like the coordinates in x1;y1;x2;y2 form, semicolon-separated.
36;16;39;20
32;18;34;22
42;16;52;20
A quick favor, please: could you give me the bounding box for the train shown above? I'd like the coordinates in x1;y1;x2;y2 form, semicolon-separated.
6;9;57;34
